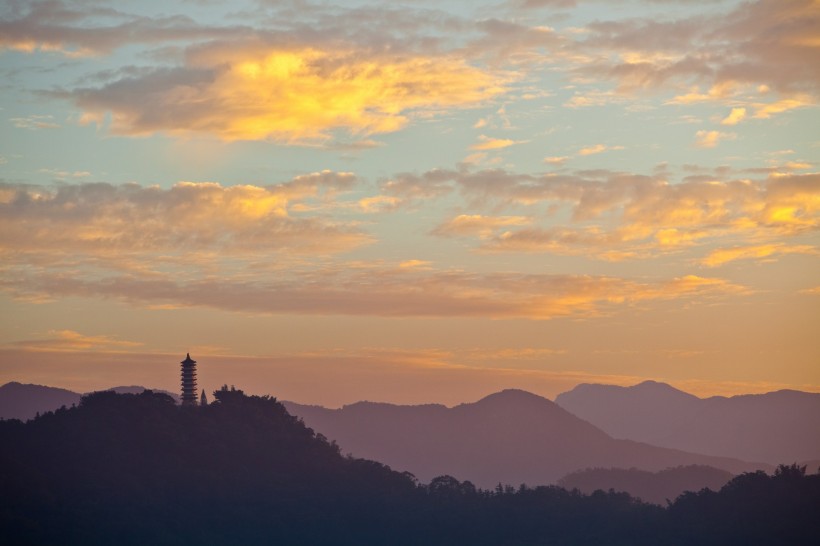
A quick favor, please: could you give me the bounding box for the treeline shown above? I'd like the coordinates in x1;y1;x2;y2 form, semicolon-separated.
558;465;734;505
1;388;817;545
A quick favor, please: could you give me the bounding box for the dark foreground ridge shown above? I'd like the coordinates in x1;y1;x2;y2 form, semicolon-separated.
1;389;818;545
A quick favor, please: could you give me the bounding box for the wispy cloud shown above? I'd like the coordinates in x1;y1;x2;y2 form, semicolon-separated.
577;144;624;156
12;330;142;352
471;135;525;151
0;265;749;321
700;244;818;267
432;214;531;238
543;156;569;166
10;115;60;130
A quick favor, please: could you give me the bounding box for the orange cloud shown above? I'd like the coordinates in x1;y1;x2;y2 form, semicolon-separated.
69;45;505;143
701;244;818;267
471;135;522;151
720;107;747;125
752;95;815;119
578;144;625;156
694;130;735;148
358;195;401;213
667;83;738;105
543;156;568;166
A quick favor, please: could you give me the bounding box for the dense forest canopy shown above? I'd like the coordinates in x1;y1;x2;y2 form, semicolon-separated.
1;388;818;545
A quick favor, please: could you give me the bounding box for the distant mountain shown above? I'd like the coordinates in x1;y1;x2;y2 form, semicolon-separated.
0;382;82;421
106;385;179;402
555;381;820;464
0;382;178;421
285;389;767;488
558;465;734;505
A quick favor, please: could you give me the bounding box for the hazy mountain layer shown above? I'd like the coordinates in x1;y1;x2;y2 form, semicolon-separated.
0;382;178;421
285;389;767;488
555;381;820;464
0;382;82;421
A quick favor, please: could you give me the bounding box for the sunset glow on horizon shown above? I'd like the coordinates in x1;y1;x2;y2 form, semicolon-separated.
1;0;818;405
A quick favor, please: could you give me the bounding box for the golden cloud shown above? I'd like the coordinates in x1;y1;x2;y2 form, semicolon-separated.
543;156;568;166
720;107;747;126
752;95;815;119
69;45;505;142
577;144;624;156
667;83;738;105
471;135;522;151
694;130;735;148
700;243;818;267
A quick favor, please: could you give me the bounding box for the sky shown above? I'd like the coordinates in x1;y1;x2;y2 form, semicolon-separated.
0;0;818;407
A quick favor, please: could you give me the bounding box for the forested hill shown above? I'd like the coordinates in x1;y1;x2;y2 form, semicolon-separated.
1;389;818;545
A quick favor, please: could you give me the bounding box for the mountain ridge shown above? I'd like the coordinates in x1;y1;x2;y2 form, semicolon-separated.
555;381;820;464
0;381;179;421
284;389;768;488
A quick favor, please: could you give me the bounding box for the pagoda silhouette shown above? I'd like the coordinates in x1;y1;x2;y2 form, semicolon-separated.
179;353;198;406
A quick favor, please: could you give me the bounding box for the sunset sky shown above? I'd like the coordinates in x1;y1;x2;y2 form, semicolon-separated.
1;0;818;406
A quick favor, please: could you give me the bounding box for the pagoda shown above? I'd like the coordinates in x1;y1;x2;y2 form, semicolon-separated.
180;353;198;406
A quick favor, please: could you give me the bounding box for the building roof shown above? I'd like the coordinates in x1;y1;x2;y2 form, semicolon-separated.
180;353;196;365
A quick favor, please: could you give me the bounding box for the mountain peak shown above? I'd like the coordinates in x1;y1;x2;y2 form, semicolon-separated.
558;380;699;402
466;389;559;413
632;380;698;399
477;388;547;403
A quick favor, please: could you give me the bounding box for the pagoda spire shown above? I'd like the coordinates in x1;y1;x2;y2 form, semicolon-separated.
180;353;198;406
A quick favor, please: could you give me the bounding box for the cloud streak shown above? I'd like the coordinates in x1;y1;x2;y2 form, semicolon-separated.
700;243;818;267
11;330;142;352
0;266;748;320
